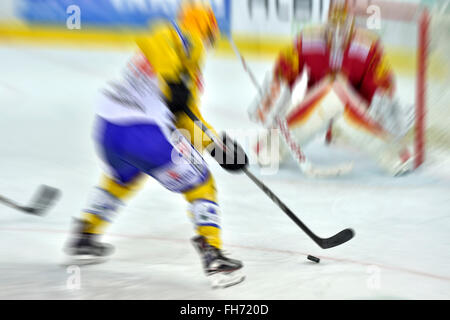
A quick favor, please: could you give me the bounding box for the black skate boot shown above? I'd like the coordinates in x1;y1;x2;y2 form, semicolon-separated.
63;218;114;265
191;235;245;288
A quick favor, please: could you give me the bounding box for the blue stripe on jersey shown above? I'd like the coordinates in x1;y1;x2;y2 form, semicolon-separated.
172;22;190;56
197;223;221;229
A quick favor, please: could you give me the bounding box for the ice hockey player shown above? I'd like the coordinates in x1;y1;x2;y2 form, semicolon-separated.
64;1;248;288
250;0;415;176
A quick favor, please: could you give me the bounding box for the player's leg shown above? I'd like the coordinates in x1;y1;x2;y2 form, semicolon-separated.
330;109;413;176
327;79;414;176
81;173;145;236
146;129;244;287
64;174;144;262
181;174;244;288
64;119;148;262
183;175;220;246
174;113;244;287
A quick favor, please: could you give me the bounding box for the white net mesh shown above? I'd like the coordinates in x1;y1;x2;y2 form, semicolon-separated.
427;2;450;152
372;0;450;158
347;0;450;164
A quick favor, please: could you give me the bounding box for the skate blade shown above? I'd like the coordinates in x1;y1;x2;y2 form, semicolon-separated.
61;254;109;267
209;270;245;289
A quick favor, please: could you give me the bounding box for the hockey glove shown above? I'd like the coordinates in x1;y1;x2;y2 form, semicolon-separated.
209;134;248;172
165;80;191;114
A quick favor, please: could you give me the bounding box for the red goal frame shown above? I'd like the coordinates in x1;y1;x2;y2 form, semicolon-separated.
352;0;430;169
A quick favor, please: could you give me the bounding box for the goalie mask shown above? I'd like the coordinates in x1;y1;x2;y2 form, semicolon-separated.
327;0;355;70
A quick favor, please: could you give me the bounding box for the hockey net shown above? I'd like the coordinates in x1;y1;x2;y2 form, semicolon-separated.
352;0;450;169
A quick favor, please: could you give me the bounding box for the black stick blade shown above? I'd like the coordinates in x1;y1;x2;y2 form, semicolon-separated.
24;185;61;215
319;228;355;249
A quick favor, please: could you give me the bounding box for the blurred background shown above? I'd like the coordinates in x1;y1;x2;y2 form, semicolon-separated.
0;0;449;300
1;0;449;149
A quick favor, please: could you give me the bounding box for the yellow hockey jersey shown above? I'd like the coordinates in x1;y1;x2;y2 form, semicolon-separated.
135;22;218;152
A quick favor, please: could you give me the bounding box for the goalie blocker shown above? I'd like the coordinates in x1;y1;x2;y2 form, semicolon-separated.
253;75;415;176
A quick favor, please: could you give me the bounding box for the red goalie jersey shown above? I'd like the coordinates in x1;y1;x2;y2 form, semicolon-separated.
274;25;395;111
252;0;415;176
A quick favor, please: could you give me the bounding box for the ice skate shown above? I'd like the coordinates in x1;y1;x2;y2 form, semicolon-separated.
63;219;114;266
191;235;245;288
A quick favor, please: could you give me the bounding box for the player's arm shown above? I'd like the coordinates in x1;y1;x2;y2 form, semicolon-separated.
136;26;190;111
135;26;183;82
249;36;304;128
361;40;415;138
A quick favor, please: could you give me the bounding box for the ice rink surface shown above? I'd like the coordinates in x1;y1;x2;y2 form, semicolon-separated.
0;44;449;299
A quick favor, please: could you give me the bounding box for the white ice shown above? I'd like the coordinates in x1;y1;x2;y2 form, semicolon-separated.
0;43;449;300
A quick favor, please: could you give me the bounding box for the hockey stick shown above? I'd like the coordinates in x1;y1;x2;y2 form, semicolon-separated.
0;185;61;215
228;37;353;178
180;105;355;249
242;168;355;249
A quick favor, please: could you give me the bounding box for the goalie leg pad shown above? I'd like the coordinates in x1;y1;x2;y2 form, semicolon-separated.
248;71;292;128
331;110;413;176
325;76;413;176
285;76;346;145
254;77;346;168
254;129;289;167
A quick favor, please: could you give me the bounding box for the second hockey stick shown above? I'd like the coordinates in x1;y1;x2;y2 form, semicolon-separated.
0;185;61;216
181;105;355;249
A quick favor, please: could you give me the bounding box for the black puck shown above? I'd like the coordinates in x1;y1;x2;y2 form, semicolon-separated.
307;255;320;263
